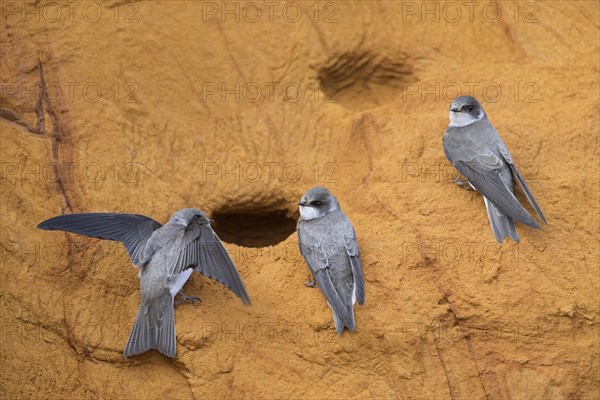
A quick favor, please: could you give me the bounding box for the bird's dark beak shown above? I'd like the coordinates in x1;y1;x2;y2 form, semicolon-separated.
450;107;461;112
298;201;307;206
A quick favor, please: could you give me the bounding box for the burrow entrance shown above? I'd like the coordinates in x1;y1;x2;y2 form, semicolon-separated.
316;50;415;111
211;208;297;248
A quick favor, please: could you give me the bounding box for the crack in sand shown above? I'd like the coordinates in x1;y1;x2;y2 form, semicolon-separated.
412;227;490;399
34;55;81;277
0;109;42;135
430;279;490;400
443;295;490;400
433;338;457;400
37;57;73;214
13;295;125;366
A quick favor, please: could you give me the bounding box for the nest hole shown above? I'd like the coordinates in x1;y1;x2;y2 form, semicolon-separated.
211;208;297;248
316;50;415;110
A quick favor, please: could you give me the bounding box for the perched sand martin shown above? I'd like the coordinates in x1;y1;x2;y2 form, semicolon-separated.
297;187;365;334
443;96;547;243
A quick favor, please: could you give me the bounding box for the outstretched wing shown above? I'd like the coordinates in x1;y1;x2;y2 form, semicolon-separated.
298;237;350;321
344;231;365;305
37;213;162;266
444;136;539;228
498;145;547;224
168;220;250;305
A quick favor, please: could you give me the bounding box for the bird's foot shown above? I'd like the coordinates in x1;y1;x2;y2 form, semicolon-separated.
454;176;473;190
176;291;200;306
304;276;318;288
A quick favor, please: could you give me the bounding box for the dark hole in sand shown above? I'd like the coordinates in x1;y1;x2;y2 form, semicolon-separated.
211;209;297;248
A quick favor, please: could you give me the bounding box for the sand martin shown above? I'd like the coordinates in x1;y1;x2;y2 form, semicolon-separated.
38;208;250;358
442;96;547;242
297;187;365;334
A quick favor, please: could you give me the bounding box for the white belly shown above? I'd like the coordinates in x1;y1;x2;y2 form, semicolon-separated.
168;268;194;297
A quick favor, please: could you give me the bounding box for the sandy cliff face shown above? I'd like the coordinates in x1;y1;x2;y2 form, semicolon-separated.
1;1;598;399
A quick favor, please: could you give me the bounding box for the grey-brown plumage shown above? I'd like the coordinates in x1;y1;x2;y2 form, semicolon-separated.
442;96;547;243
37;208;250;358
297;187;365;334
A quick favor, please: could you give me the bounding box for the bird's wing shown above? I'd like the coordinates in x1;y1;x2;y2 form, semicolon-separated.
168;220;250;305
298;236;350;320
343;230;365;305
498;145;547;224
37;213;162;266
445;137;539;228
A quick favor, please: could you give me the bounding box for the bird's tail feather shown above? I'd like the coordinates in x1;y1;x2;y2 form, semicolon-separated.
124;291;176;358
332;305;356;335
484;197;520;243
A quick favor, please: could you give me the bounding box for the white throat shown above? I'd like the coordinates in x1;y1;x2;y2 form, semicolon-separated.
449;110;483;127
299;205;320;221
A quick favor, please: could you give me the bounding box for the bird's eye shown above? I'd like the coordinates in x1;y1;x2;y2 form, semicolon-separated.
465;105;474;112
313;201;323;206
193;215;200;220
